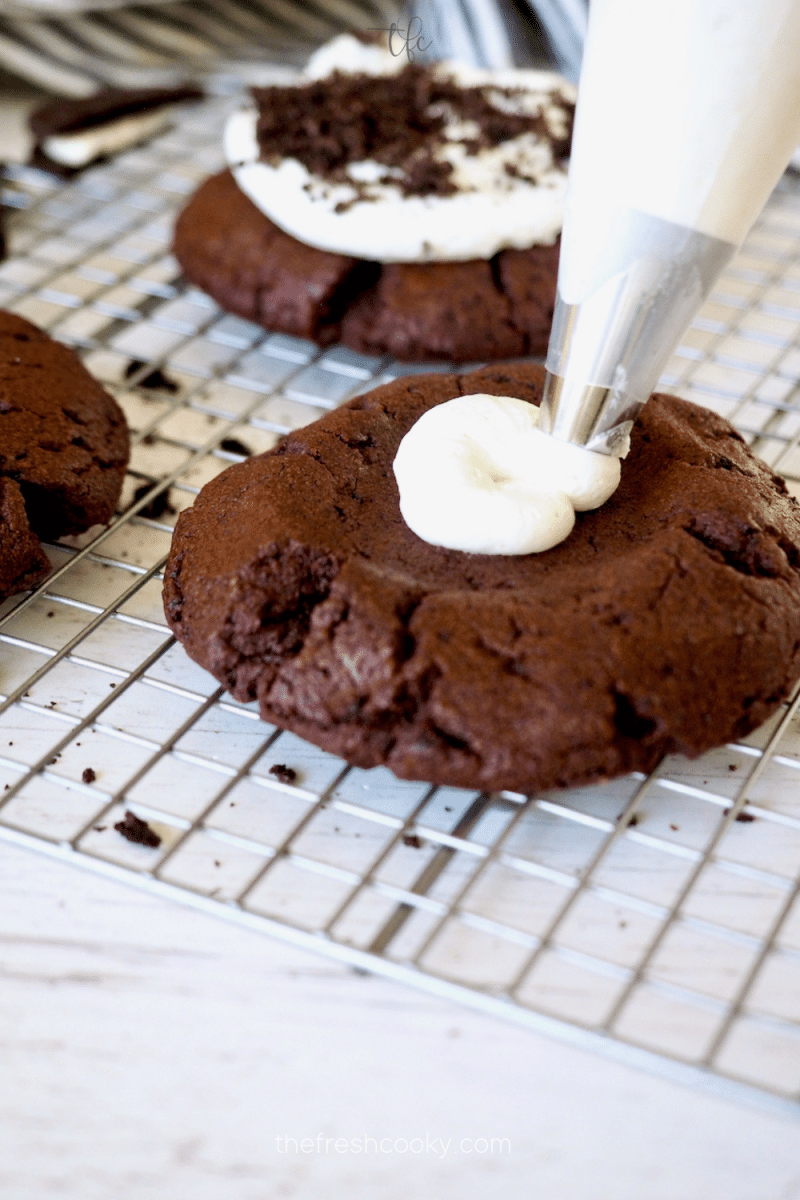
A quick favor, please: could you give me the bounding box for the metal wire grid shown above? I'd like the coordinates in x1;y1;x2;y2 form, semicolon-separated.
3;98;800;1117
0;0;388;95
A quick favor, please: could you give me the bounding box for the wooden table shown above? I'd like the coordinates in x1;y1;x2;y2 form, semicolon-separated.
2;838;800;1199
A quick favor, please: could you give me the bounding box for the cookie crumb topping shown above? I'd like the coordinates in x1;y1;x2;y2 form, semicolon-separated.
252;63;573;200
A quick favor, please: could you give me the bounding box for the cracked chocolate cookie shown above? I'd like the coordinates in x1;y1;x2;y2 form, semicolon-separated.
163;361;800;794
0;311;129;600
173;169;559;362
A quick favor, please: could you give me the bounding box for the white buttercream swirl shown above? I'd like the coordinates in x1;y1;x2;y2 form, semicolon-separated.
392;394;621;555
304;33;406;79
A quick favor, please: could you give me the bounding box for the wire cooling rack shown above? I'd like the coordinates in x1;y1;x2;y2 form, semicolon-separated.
0;1;388;95
3;96;800;1118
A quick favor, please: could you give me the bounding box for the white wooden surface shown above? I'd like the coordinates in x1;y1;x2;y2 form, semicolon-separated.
2;838;800;1200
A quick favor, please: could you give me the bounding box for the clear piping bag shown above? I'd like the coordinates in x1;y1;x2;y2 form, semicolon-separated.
538;0;800;456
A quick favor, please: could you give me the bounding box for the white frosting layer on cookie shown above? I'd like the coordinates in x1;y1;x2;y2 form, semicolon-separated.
41;108;174;168
393;394;621;555
224;62;574;263
305;33;404;79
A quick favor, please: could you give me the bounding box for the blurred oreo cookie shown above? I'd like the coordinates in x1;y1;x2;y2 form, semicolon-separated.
29;84;203;176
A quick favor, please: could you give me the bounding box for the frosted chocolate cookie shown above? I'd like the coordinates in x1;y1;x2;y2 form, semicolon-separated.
173;47;572;361
0;311;129;599
174;169;560;360
163;361;800;794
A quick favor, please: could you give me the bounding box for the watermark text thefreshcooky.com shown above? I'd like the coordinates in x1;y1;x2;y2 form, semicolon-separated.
275;1133;510;1158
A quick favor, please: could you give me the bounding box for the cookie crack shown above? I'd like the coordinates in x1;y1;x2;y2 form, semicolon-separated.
612;690;659;742
711;454;753;477
766;525;800;572
214;546;342;700
471;632;531;679
485;251;527;347
683;519;791;578
317;259;382;340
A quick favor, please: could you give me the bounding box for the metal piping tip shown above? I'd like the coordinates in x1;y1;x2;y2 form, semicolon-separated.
538;368;638;457
539;209;736;456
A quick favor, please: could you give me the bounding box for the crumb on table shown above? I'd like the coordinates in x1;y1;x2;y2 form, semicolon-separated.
132;481;175;520
268;763;296;784
724;807;756;823
220;437;252;457
124;359;179;392
114;809;161;847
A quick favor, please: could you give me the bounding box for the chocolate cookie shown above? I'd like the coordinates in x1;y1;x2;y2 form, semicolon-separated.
163;361;800;794
0;477;50;599
173;170;559;361
0;311;129;599
30;86;204;142
29;85;203;176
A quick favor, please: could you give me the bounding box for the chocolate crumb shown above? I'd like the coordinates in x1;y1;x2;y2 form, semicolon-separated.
132;481;175;520
403;833;423;848
94;825;106;832
114;809;161;847
670;823;679;831
253;63;572;200
141;433;156;445
724;807;756;823
504;162;540;185
124;359;179;392
269;763;296;783
82;767;96;784
618;811;640;826
46;610;54;617
220;437;252;456
728;764;738;771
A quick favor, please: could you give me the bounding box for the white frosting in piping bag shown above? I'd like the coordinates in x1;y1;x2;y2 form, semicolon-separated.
537;0;800;462
558;0;800;305
393;395;620;555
